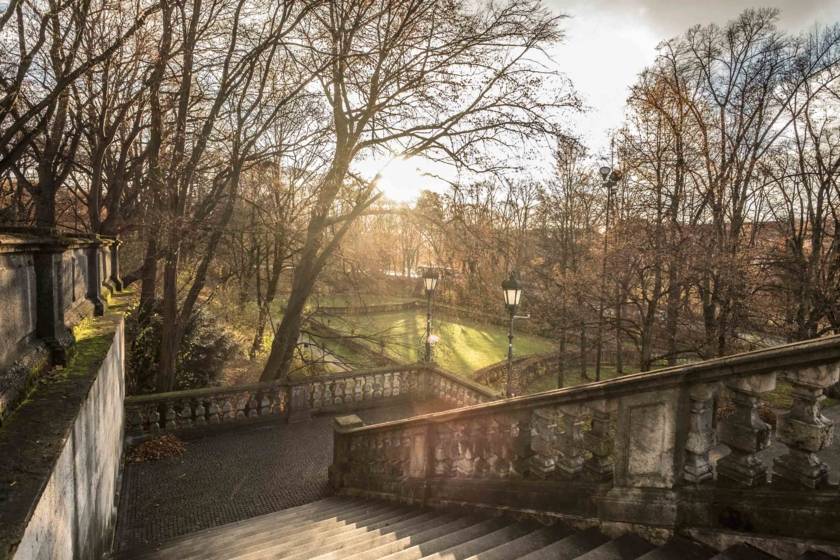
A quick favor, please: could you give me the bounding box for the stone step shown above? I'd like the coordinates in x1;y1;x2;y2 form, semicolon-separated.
711;544;779;560
377;518;509;560
418;522;534;559
517;527;611;560
231;506;430;560
463;525;572;560
341;514;486;560
306;512;462;560
121;499;392;560
636;537;716;560
574;534;657;560
187;502;410;560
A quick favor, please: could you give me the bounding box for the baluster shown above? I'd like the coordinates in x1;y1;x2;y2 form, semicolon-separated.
717;373;776;487
452;422;475;477
164;401;177;430
178;400;193;428
393;374;401;397
373;374;384;399
127;408;144;434
684;384;716;483
385;373;394;397
528;407;557;478
312;382;324;409
557;405;585;478
471;419;489;478
584;399;615;481
194;400;207;426
207;398;220;424
235;395;247;419
773;365;839;488
433;424;453;476
148;405;161;433
259;394;271;415
334;380;345;404
363;377;373;400
247;394;259;418
324;382;333;406
221;398;234;422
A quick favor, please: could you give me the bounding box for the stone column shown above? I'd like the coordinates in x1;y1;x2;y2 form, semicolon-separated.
684;383;716;483
584;399;615;481
86;238;106;316
773;364;839;488
110;238;123;291
33;240;74;365
717;373;776;487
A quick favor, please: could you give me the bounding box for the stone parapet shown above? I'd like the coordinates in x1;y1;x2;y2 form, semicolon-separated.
330;334;840;544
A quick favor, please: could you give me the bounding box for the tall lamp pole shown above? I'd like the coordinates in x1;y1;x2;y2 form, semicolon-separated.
423;268;439;363
501;272;523;398
595;166;619;381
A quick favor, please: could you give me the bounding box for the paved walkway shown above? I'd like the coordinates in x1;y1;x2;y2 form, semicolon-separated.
114;399;451;552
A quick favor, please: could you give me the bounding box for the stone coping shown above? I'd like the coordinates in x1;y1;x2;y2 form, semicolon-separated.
339;333;840;435
0;305;124;559
0;231;114;254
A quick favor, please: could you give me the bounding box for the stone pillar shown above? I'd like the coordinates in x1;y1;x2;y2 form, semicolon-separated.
86;238;106;316
584;399;615;481
684;383;716;483
110;238;123;291
33;241;74;365
773;364;839;488
717;373;776;487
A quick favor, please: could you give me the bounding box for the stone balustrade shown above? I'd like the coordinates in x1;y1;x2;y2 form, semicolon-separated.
330;335;840;543
125;364;496;438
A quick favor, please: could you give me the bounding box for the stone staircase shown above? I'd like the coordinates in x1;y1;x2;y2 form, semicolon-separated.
113;497;815;560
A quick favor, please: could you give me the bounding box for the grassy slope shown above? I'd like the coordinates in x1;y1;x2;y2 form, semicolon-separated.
321;310;555;378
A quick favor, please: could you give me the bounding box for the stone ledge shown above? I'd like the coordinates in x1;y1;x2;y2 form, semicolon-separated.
0;300;125;560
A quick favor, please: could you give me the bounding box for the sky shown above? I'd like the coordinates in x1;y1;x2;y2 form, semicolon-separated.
371;0;840;204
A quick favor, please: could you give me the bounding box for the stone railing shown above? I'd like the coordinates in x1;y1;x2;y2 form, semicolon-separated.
474;352;556;390
330;335;840;544
125;364;497;438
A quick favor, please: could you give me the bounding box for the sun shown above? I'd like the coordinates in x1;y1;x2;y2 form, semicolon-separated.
355;156;451;204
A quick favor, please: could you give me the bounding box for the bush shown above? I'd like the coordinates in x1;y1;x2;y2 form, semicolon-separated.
126;300;239;394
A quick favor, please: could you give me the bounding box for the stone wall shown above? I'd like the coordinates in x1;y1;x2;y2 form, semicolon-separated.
0;312;126;560
0;231;120;424
0;239;38;369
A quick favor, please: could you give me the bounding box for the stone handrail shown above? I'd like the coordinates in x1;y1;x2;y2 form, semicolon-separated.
125;364;497;437
330;335;840;543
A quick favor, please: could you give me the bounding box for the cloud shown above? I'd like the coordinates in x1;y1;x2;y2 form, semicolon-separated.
548;0;840;36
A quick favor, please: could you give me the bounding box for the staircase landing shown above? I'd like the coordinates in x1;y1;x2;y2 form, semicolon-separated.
114;399;451;552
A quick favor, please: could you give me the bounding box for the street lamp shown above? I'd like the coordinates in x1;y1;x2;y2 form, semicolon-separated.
423;268;439;363
595;165;621;381
501;271;523;397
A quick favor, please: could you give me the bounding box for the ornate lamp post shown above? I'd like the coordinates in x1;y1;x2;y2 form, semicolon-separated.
502;271;523;398
423;268;439;363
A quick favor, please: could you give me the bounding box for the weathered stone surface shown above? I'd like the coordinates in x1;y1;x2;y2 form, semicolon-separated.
773;365;839;488
0;311;124;560
718;375;776;487
684;383;716;484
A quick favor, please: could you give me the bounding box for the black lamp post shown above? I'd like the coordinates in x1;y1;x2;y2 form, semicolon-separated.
501;271;523;398
595;165;621;381
423;268;439;363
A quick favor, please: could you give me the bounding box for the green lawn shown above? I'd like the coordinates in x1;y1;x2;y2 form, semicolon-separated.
320;310;555;378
